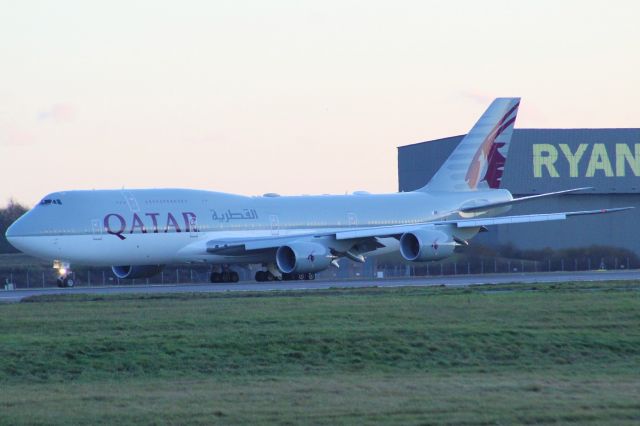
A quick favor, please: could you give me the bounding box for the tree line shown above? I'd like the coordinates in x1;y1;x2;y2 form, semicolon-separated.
0;200;28;253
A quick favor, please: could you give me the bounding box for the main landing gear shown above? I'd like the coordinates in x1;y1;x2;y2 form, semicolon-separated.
254;271;316;282
210;269;239;283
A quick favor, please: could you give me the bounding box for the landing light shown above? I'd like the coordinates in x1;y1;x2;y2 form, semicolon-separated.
58;268;67;276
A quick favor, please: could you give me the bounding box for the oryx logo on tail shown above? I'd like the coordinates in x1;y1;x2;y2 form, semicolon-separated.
421;97;520;192
465;101;519;189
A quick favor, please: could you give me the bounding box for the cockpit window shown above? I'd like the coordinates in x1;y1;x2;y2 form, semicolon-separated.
39;199;62;206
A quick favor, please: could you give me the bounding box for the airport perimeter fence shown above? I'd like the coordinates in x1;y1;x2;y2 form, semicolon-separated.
1;255;636;290
376;256;635;278
1;266;222;290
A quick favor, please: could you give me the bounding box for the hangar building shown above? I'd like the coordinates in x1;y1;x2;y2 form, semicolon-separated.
398;129;640;254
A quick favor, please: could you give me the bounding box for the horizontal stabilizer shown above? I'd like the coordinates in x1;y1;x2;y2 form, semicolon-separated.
335;207;633;240
460;187;592;213
455;207;634;228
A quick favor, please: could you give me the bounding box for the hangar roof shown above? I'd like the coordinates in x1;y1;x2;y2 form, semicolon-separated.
398;129;640;195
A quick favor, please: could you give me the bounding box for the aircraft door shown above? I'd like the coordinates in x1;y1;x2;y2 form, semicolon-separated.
122;190;140;212
269;215;280;236
91;219;102;240
189;215;198;238
347;212;358;226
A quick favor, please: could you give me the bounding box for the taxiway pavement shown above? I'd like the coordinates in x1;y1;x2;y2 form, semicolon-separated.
1;269;639;303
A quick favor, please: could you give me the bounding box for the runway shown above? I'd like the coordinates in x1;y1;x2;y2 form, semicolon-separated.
2;269;639;303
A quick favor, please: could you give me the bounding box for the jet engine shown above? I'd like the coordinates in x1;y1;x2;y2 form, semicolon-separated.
399;229;456;262
111;265;165;279
276;242;331;274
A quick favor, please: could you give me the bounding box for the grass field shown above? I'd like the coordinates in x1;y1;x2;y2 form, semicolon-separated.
1;283;639;424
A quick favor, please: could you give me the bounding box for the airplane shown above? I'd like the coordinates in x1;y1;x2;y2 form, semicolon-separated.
5;98;632;287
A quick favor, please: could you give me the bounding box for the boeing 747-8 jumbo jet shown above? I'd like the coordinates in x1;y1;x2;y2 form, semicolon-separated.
6;98;631;286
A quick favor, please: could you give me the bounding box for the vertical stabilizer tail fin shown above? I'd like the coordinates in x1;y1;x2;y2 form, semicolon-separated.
420;97;520;192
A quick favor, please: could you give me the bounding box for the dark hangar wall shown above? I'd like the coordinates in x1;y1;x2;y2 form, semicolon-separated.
397;129;640;253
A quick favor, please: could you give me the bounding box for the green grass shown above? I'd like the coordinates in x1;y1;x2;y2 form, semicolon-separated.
1;284;639;424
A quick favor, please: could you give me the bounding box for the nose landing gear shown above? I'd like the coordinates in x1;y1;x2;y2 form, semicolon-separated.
56;274;75;288
53;261;75;287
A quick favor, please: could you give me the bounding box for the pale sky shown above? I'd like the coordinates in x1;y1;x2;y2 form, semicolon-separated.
1;0;639;206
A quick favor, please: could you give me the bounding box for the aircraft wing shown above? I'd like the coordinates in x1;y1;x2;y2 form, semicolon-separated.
206;233;332;254
202;207;632;255
333;207;633;240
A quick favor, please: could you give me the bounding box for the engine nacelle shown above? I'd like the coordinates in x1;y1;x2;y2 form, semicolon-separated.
111;265;165;279
399;229;456;262
276;242;331;274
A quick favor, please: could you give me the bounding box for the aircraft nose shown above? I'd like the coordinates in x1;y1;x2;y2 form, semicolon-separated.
4;214;34;254
5;220;17;239
5;215;28;241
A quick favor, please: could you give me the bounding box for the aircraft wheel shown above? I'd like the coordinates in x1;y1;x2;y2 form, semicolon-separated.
210;272;222;283
64;277;75;287
255;271;266;282
305;272;315;281
266;272;275;281
231;271;239;283
297;273;305;281
222;271;231;282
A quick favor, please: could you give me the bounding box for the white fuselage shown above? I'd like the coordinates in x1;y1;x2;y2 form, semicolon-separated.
6;188;512;267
